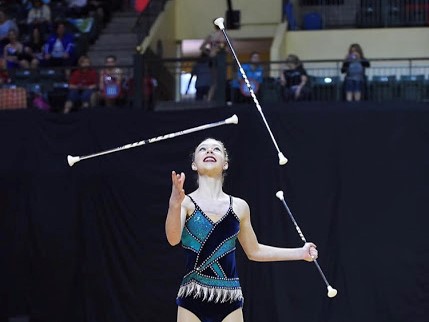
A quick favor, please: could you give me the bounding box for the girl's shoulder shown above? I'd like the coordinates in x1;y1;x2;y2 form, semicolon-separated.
230;195;250;218
181;194;198;217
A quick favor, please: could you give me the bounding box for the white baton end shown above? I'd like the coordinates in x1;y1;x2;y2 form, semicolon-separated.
225;114;238;124
275;190;284;201
67;155;80;167
278;152;288;165
214;17;225;30
327;286;338;298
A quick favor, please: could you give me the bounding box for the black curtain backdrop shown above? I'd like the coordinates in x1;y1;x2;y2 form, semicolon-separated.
0;101;428;322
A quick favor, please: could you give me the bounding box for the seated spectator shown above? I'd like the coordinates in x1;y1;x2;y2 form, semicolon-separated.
27;0;52;36
66;0;89;18
43;21;75;67
87;0;112;26
64;55;98;113
231;51;264;103
30;84;51;111
3;29;28;69
280;54;311;101
98;55;124;106
0;9;19;55
341;43;370;102
19;0;34;16
21;26;44;69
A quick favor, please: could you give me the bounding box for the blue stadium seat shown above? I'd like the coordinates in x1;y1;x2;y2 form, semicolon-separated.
369;75;397;101
399;75;425;101
310;76;340;101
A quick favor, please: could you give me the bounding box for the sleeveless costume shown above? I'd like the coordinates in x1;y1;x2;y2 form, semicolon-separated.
176;195;243;322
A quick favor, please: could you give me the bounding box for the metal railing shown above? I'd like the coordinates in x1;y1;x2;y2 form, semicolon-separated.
284;0;429;29
1;56;428;113
148;56;429;105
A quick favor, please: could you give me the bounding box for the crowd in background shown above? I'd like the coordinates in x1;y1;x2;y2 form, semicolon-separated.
0;0;140;112
1;0;418;111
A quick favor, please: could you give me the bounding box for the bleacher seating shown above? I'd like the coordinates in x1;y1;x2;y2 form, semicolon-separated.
369;75;397;101
310;76;340;101
399;74;425;101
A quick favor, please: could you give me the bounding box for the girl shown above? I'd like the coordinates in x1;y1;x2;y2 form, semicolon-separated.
165;138;318;322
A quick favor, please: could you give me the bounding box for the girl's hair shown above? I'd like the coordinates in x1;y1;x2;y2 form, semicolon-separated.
348;43;365;58
285;54;302;67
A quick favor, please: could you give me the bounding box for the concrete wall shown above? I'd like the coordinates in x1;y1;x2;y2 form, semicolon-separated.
145;1;429;62
175;0;283;40
143;1;177;58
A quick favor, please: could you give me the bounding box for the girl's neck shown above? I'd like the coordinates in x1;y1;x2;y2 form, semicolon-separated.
194;176;225;200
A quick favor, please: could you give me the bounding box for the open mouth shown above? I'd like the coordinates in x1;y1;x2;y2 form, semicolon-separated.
203;156;216;162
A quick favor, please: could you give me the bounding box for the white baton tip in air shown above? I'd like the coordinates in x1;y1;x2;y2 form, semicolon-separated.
214;17;225;30
225;114;239;124
278;152;288;165
67;155;80;167
327;286;338;298
275;190;284;201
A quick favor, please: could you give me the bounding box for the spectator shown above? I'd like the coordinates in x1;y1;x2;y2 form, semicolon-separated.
199;26;227;101
98;54;124;106
200;25;226;59
0;9;19;55
185;49;213;101
30;84;51;111
19;0;34;16
66;0;89;17
63;55;98;113
87;0;112;26
21;26;44;69
231;51;264;103
280;54;311;101
3;29;27;69
341;43;370;102
43;22;75;67
27;0;52;36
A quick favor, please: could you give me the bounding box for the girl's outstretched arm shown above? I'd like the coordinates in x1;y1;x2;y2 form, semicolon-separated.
236;198;317;262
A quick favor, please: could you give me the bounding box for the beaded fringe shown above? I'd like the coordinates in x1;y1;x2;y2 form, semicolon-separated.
177;281;243;303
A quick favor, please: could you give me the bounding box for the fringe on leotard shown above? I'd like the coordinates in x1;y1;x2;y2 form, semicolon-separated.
177;281;243;303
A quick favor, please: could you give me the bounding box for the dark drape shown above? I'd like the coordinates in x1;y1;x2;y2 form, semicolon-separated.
0;101;428;322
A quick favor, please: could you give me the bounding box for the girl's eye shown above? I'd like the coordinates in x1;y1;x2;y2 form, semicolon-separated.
214;147;221;152
198;147;206;152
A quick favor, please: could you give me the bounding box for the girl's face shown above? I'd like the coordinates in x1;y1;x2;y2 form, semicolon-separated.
192;139;228;174
350;47;360;57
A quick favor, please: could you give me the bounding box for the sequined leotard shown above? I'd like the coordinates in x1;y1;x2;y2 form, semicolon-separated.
176;195;243;322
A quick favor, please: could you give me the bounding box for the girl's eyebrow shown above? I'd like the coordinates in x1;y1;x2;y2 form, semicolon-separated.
197;143;222;150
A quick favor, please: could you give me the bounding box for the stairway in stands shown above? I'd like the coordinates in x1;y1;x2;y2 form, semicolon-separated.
87;10;139;67
87;0;170;68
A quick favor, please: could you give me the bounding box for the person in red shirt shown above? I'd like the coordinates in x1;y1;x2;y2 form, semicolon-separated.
64;55;98;113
